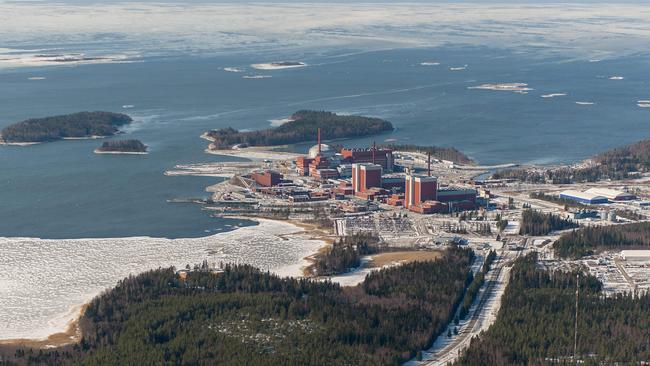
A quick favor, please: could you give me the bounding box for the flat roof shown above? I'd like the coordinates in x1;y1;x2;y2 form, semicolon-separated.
585;187;635;199
560;190;608;201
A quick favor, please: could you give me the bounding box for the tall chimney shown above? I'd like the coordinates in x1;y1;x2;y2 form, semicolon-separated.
427;152;431;176
317;128;321;155
372;140;376;165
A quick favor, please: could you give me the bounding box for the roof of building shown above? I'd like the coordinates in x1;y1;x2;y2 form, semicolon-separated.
560;190;608;202
621;250;650;259
584;187;635;200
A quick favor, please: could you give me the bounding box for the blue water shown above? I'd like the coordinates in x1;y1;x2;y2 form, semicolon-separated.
1;45;649;238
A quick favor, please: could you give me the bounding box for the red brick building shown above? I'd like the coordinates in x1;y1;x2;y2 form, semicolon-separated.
251;170;283;187
341;148;394;171
352;163;382;193
404;175;437;209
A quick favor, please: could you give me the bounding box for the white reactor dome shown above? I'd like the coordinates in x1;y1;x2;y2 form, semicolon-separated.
308;144;335;158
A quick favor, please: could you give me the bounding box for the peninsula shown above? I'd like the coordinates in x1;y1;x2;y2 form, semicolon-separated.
204;110;394;150
94;139;147;154
0;111;132;144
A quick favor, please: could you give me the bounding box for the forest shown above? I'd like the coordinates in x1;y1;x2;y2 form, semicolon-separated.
492;139;650;183
205;110;394;149
312;233;381;276
0;111;132;143
554;222;650;259
519;209;578;236
379;143;474;165
2;247;474;366
456;253;650;365
96;139;147;153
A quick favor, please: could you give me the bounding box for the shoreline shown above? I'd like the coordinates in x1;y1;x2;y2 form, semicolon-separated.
0;304;86;348
0;217;329;346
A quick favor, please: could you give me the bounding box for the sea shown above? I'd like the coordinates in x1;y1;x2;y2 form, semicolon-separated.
1;0;650;339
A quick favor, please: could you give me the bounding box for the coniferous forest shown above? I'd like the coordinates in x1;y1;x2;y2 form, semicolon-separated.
519;209;578;236
554;222;650;259
205;110;394;149
0;111;132;143
1;247;474;366
492;139;650;183
456;253;650;365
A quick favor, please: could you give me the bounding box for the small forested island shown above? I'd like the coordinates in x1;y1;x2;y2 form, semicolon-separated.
204;110;394;149
2;248;474;365
94;139;147;154
492;139;650;183
0;111;132;144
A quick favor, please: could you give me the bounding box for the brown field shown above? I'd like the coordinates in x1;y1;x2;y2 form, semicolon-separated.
368;250;442;268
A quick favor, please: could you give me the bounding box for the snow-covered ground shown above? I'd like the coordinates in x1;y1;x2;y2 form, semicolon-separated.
0;219;324;341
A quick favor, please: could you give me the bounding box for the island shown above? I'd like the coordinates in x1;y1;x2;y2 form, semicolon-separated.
204;110;394;150
94;139;148;154
0;111;133;144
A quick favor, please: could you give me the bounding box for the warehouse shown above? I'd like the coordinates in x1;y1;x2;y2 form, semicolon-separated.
559;190;608;204
585;187;636;201
620;250;650;262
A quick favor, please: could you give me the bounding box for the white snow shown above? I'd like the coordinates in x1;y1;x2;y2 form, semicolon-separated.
0;219;325;341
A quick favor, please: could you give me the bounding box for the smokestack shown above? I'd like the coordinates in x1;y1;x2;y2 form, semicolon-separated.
372;140;376;165
317;128;321;155
427;152;431;176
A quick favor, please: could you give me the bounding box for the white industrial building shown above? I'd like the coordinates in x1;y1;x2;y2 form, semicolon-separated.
620;250;650;261
585;187;636;201
559;190;608;204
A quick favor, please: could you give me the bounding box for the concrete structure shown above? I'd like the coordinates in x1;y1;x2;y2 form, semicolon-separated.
585;187;636;201
404;175;437;209
250;170;283;187
436;188;477;203
621;250;650;261
341;147;394;171
352;163;382;193
560;190;609;204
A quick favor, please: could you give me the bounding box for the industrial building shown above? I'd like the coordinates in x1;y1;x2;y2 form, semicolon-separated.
404;175;437;209
585;187;636;201
341;147;394;171
352;163;383;194
250;170;283;187
559;190;609;204
621;250;650;262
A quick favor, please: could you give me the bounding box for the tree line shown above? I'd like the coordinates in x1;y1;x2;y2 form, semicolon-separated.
379;143;474;165
206;110;394;149
492;139;650;184
554;222;650;259
2;247;475;366
0;111;132;143
519;209;578;236
456;253;650;365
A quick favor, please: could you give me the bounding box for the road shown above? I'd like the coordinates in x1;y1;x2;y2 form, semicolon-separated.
407;251;515;366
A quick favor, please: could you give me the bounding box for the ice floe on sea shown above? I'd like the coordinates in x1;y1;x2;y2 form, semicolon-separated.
251;61;307;70
420;61;440;66
609;76;624;80
541;93;567;98
638;100;650;108
242;75;272;79
0;49;137;68
468;83;532;93
0;219;324;340
449;65;467;71
27;76;45;80
223;67;244;73
576;101;595;105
